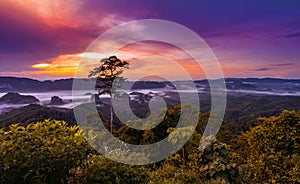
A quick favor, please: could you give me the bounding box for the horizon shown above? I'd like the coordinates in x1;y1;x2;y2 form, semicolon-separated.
1;1;300;80
1;75;300;83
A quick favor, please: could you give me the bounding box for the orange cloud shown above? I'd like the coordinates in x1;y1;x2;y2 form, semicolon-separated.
4;0;82;28
31;41;219;80
114;41;208;80
29;42;265;80
31;53;82;76
31;41;282;80
4;0;129;29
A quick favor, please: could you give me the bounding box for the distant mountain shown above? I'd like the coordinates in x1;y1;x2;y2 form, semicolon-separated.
1;76;300;93
0;77;168;92
0;104;76;127
224;78;300;94
0;77;74;92
0;92;39;104
3;75;300;94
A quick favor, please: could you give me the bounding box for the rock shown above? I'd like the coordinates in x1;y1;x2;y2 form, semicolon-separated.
120;93;130;99
0;92;39;104
148;92;156;96
90;94;101;104
129;91;143;96
129;92;151;104
49;96;64;105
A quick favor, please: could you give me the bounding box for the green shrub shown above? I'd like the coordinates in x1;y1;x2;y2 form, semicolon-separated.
81;155;149;184
149;164;203;184
189;136;241;184
0;120;90;184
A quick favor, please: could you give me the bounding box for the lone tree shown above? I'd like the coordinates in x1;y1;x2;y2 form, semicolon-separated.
88;56;129;133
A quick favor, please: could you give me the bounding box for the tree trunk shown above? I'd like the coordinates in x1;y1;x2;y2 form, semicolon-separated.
109;96;113;134
182;145;186;172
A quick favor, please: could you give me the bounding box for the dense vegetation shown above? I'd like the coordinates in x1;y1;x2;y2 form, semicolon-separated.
0;120;89;183
237;110;300;183
0;108;299;183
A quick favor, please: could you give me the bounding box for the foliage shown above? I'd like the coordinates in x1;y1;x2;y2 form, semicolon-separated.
88;55;129;133
80;155;149;184
189;136;241;184
88;55;129;96
0;120;90;184
1;106;299;183
114;105;181;145
166;126;200;170
241;110;300;183
148;164;203;184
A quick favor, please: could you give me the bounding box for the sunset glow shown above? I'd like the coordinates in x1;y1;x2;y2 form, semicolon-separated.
32;63;50;68
0;1;299;80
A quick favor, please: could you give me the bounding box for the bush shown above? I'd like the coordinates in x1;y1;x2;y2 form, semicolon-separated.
189;136;241;184
81;155;149;184
0;120;90;184
149;164;203;184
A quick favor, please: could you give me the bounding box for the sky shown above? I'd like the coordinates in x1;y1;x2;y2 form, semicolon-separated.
0;0;300;80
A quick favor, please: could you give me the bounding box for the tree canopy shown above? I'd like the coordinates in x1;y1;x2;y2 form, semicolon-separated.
88;55;129;96
240;110;300;183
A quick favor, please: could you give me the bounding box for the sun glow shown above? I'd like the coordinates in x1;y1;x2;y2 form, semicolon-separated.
31;63;50;68
30;53;82;76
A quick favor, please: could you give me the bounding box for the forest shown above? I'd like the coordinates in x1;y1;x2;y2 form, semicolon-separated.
0;107;299;184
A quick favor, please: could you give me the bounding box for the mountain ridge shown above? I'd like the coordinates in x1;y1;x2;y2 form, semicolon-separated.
1;76;300;92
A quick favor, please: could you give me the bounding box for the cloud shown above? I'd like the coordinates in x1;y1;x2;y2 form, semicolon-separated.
30;53;82;77
271;62;295;67
0;0;135;70
1;0;300;79
254;67;272;71
29;41;208;80
4;0;84;28
281;30;300;38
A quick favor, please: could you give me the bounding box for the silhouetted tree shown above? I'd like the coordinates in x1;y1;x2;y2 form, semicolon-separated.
88;56;129;133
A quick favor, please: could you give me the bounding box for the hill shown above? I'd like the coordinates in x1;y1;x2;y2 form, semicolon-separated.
0;104;76;127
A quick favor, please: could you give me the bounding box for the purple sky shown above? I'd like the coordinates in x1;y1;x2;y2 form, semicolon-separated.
0;0;300;79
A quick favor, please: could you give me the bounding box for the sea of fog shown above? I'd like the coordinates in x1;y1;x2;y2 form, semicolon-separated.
1;88;300;114
0;89;161;114
0;90;91;114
